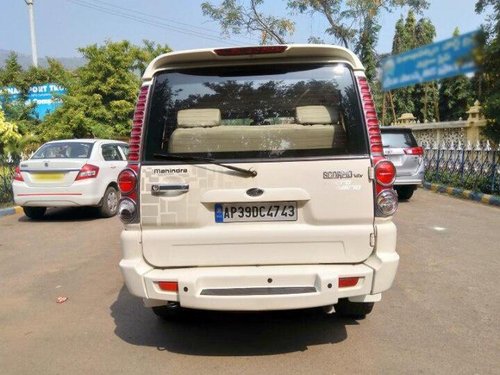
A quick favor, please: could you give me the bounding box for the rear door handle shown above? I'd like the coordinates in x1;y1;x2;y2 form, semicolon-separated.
151;184;189;194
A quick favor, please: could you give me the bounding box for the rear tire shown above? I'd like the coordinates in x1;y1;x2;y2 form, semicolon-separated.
99;186;119;218
23;206;46;220
152;303;184;321
335;299;374;319
396;185;415;201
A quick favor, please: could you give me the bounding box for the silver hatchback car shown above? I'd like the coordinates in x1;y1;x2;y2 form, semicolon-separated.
380;128;424;200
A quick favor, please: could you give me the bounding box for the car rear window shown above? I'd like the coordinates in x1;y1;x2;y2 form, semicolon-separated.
143;63;368;161
381;131;418;148
32;142;94;159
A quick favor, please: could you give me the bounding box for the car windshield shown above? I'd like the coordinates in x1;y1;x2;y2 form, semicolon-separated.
381;132;417;148
144;63;368;161
32;142;94;159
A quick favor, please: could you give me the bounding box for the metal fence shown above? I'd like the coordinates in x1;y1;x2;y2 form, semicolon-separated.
423;141;500;195
0;156;19;205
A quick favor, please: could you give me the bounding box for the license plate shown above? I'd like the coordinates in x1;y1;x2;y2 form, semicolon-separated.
215;202;297;223
31;173;64;182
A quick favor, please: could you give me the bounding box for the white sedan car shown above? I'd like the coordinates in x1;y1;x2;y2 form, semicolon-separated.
12;139;129;219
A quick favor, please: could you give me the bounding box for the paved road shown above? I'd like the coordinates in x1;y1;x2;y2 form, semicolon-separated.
1;190;499;374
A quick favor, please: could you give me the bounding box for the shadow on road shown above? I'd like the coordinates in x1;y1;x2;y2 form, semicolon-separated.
18;207;106;222
111;286;356;356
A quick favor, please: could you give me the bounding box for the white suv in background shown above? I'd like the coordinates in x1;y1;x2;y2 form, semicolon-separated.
380;128;425;200
13;139;128;219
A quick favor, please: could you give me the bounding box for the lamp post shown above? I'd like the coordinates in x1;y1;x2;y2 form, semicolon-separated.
25;0;38;67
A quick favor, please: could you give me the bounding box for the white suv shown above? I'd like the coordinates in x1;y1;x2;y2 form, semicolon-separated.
118;45;399;320
13;139;128;219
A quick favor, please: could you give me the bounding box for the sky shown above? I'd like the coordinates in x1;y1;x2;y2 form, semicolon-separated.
0;0;490;59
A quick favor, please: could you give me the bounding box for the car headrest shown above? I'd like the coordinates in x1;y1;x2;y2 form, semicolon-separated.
295;105;339;125
177;108;221;128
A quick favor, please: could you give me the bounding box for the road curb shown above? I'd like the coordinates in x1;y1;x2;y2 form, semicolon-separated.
0;206;23;218
422;182;500;207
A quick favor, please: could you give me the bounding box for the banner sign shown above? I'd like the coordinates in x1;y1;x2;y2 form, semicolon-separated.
381;31;478;91
1;83;66;119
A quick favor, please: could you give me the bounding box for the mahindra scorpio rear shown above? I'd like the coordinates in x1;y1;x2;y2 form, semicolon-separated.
118;45;399;320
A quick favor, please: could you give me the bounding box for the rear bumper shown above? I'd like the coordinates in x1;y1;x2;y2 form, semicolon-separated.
119;221;399;311
122;262;376;311
394;166;425;186
394;177;423;186
12;180;102;207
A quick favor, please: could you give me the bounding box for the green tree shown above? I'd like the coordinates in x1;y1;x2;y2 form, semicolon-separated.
413;17;438;122
392;16;405;53
0;109;22;155
390;11;417;120
354;13;382;120
388;12;439;123
439;28;474;121
355;15;380;82
0;53;73;123
201;1;428;49
24;59;74;89
132;40;172;77
401;9;417;49
0;53;24;88
288;1;428;49
202;0;295;44
0;53;38;141
40;40;171;140
475;0;500;143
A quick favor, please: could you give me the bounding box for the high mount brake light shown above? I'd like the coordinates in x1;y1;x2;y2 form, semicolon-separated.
404;147;424;156
128;85;150;162
214;46;287;56
357;76;383;157
75;164;99;181
14;166;24;182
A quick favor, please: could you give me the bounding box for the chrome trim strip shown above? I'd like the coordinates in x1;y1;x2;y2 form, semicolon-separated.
20;168;80;172
200;286;317;296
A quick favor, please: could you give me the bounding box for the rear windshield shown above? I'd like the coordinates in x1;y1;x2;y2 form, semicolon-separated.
32;142;94;159
380;131;418;148
144;63;368;161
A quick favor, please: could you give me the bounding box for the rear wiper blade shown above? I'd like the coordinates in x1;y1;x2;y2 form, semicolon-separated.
153;153;257;177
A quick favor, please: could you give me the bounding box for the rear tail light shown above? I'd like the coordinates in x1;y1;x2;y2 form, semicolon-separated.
118;164;139;224
14;166;24;181
75;164;99;181
404;146;424;156
118;85;149;224
372;156;398;216
356;74;398;217
214;46;287;56
374;160;396;187
118;168;137;195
